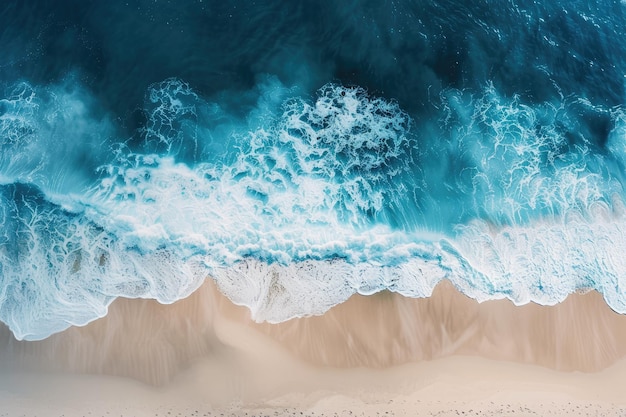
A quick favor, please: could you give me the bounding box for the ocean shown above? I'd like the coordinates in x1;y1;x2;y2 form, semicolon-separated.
1;0;626;342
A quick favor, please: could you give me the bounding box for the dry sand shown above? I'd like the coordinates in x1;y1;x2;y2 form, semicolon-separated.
1;280;626;416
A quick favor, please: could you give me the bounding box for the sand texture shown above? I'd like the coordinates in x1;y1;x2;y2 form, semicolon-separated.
1;280;626;415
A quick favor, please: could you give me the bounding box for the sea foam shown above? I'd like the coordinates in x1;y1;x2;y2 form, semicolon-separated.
1;78;626;340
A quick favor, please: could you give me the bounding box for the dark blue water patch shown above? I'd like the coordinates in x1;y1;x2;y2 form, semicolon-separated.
3;0;623;125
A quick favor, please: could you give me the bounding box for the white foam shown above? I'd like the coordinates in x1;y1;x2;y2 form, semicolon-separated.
3;79;626;341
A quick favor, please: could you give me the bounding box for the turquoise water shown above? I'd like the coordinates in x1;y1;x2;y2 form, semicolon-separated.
1;0;626;340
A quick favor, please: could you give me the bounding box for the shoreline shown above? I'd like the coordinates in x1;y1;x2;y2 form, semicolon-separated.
3;280;626;381
2;280;626;415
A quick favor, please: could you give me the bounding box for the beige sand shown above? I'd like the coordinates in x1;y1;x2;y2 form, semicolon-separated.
1;280;626;415
1;353;625;416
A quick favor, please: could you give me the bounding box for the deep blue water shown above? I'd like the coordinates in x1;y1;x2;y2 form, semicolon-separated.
1;0;626;340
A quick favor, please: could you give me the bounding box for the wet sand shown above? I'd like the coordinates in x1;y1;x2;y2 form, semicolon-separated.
1;280;626;415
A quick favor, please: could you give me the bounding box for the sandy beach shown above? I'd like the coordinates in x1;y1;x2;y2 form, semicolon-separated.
1;281;626;416
3;0;626;414
1;355;625;416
